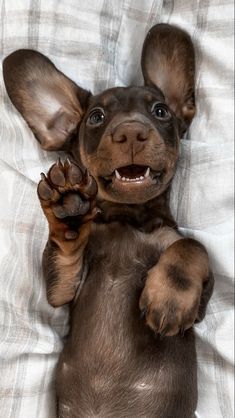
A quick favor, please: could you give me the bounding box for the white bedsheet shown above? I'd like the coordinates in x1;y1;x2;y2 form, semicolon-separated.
0;1;234;417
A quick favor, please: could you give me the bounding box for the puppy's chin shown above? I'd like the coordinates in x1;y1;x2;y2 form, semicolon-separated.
96;173;171;204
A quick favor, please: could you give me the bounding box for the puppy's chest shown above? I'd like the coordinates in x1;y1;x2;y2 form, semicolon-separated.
87;222;161;277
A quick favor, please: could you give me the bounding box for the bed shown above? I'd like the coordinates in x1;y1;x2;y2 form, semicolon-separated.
0;1;234;417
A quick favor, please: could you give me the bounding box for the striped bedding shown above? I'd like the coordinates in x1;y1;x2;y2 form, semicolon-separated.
0;1;234;417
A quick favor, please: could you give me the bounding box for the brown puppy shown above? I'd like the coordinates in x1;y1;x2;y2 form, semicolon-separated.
3;24;214;418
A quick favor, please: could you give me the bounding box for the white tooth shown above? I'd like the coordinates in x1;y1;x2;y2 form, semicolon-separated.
140;176;144;180
115;170;121;180
144;167;150;178
122;177;126;181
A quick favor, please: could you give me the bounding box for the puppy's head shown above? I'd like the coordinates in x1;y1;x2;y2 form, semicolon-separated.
3;24;195;205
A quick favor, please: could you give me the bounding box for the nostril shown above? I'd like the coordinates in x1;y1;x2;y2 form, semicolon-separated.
120;134;127;143
137;132;148;142
113;133;127;143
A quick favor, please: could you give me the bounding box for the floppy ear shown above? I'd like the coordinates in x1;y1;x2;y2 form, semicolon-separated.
3;50;91;150
141;24;195;134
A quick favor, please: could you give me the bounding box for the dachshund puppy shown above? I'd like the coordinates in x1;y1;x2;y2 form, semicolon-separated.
3;24;214;418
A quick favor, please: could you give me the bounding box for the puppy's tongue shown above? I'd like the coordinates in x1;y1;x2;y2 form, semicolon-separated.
116;165;148;179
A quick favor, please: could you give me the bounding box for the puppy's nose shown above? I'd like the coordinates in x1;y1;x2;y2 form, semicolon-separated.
112;122;149;144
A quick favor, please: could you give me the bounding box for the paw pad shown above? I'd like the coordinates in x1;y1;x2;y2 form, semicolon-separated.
37;158;98;220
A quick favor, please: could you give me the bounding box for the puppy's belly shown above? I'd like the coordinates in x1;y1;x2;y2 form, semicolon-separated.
56;261;197;418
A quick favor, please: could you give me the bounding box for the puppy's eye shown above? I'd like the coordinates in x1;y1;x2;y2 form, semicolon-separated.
87;108;105;126
151;103;171;120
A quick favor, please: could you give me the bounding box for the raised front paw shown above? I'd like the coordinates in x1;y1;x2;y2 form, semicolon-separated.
139;263;202;337
37;158;98;239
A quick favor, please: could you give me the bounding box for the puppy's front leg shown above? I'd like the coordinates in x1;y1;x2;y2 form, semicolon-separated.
140;228;214;336
37;159;98;307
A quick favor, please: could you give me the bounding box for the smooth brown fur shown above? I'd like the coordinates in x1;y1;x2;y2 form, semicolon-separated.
3;24;214;417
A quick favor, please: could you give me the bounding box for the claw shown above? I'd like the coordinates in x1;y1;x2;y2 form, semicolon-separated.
64;157;72;172
180;327;185;337
92;207;101;217
57;157;63;168
65;157;72;166
140;308;147;320
82;206;101;223
159;330;166;340
159;323;171;339
158;313;166;334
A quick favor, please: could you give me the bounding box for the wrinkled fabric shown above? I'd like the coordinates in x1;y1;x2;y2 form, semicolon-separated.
0;1;234;417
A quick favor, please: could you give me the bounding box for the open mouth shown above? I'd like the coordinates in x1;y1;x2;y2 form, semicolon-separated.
113;165;162;183
99;164;165;203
